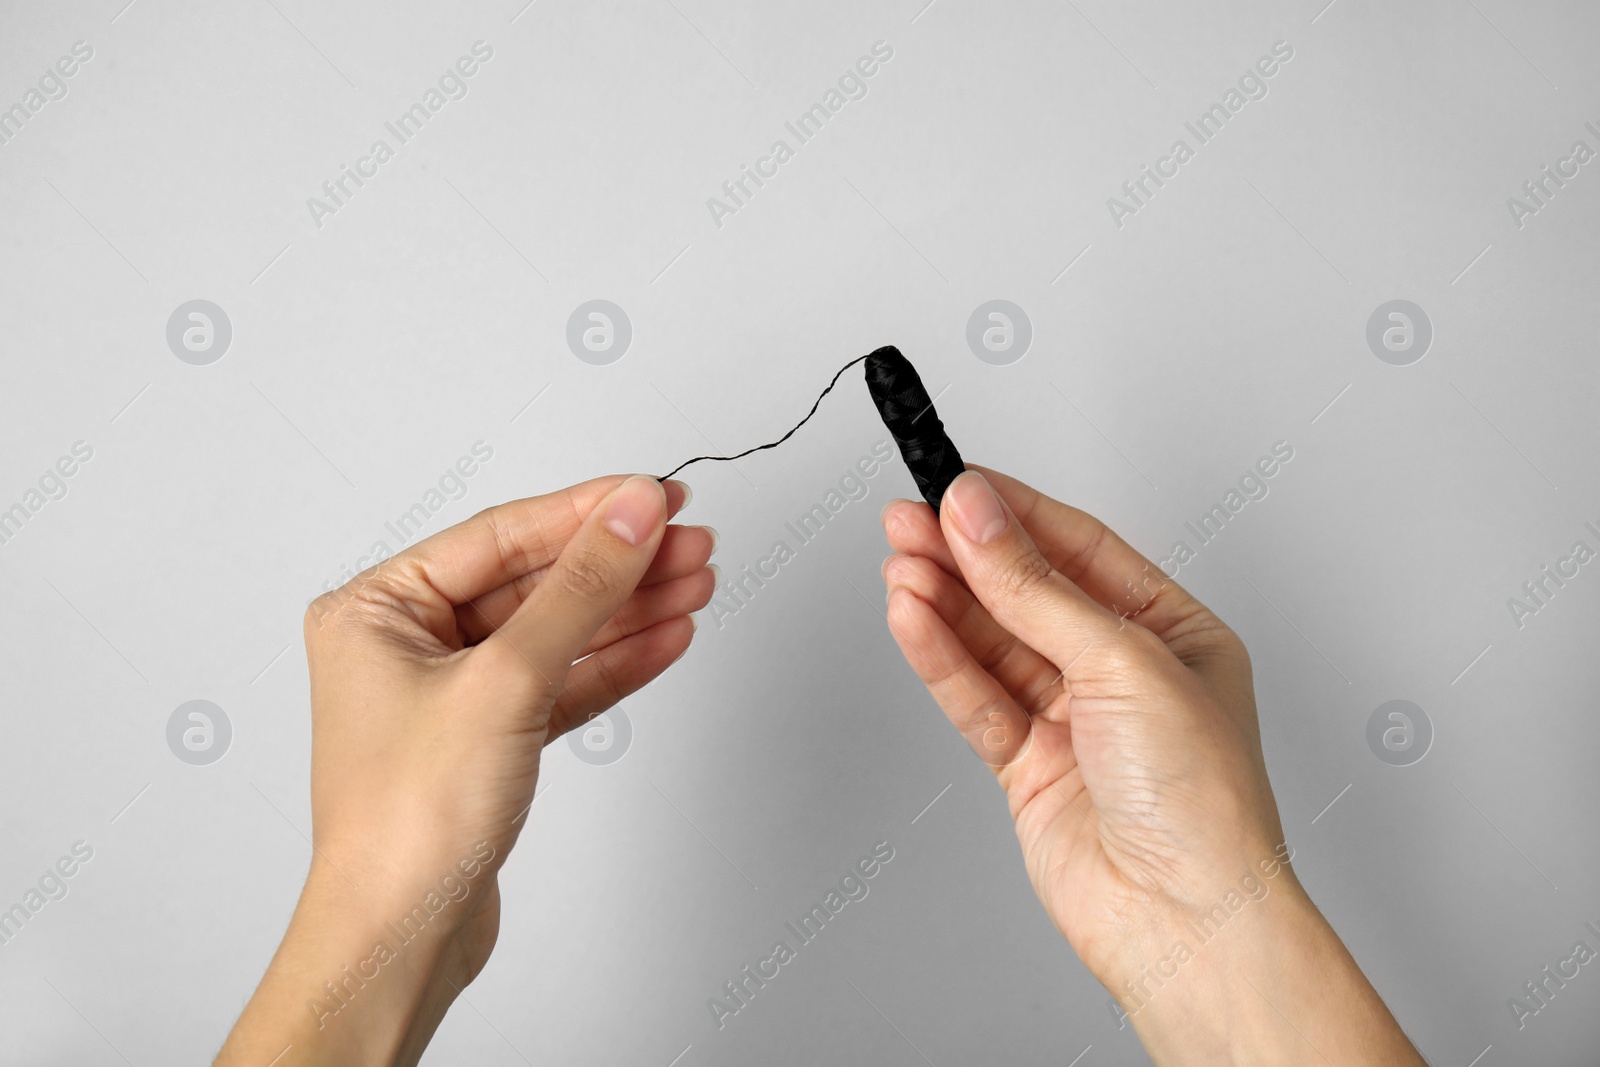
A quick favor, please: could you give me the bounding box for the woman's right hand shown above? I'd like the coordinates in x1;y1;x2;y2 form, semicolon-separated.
880;467;1422;1065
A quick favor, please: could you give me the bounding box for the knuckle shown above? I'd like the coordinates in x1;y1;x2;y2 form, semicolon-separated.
304;584;361;637
1126;620;1168;657
559;548;620;601
1101;622;1165;671
991;547;1055;602
1206;616;1244;650
303;595;335;633
478;499;563;578
1209;620;1252;668
480;507;526;581
1169;608;1250;666
302;569;409;640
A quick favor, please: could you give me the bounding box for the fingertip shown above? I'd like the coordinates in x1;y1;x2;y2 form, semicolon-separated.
882;499;935;556
665;611;696;645
942;470;1008;546
665;613;697;666
604;475;668;547
647;613;698;672
880;497;924;532
634;613;700;689
885;584;922;631
690;566;717;610
664;479;692;516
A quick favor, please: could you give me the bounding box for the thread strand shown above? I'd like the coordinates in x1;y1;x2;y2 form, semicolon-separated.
657;354;871;482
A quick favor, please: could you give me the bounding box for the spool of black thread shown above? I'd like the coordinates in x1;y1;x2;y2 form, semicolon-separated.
864;346;965;513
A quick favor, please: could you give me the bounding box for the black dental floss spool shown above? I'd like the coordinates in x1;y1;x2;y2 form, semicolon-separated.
861;345;964;514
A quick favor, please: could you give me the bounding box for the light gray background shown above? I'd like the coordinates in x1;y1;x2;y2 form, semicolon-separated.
2;0;1598;1063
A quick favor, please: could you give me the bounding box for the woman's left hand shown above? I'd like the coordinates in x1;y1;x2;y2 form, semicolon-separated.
215;474;715;1067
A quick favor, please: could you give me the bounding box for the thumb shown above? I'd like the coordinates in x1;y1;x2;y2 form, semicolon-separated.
939;470;1124;671
489;474;668;684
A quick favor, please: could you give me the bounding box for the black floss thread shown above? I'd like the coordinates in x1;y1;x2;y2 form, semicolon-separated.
657;345;965;513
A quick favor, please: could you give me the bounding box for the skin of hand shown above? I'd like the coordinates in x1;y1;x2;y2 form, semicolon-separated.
881;467;1423;1066
215;474;716;1067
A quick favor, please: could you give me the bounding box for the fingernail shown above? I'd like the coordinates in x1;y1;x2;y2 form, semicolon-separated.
666;479;692;511
708;562;722;585
698;525;720;554
604;475;665;546
946;471;1007;545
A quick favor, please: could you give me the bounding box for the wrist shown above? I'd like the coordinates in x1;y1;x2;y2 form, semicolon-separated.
295;848;497;1045
215;849;497;1067
1110;876;1319;1065
1105;876;1421;1066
